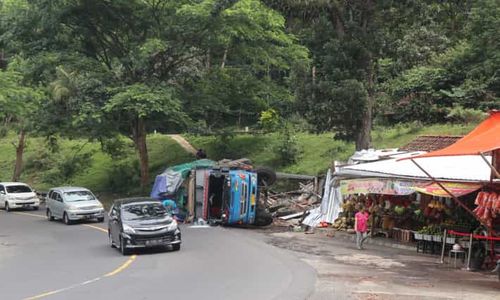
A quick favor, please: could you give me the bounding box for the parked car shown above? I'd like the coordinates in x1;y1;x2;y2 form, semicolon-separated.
46;187;105;224
0;182;40;211
108;198;181;255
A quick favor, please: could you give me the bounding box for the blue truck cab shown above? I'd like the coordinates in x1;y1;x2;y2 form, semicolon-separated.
203;169;258;225
227;170;258;225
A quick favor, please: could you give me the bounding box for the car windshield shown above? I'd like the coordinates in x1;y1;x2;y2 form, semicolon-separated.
6;185;32;194
121;202;168;221
64;191;95;202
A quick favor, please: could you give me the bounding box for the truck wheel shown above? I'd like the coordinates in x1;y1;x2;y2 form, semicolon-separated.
5;202;10;212
255;167;277;186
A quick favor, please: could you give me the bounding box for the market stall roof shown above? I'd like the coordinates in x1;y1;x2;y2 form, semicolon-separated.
338;152;492;182
409;110;500;158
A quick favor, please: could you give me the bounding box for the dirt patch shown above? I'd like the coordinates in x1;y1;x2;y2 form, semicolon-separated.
334;253;405;268
167;134;197;155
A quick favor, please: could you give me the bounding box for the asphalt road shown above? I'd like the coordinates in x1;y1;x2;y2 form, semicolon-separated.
0;206;315;300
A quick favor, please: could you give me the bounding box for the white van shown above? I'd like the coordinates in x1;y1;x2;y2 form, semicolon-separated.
46;186;105;224
0;182;40;211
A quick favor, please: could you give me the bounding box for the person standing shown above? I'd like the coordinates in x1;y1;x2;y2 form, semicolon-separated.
196;149;207;159
355;206;370;250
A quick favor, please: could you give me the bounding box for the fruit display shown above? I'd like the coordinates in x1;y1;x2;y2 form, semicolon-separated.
423;198;449;220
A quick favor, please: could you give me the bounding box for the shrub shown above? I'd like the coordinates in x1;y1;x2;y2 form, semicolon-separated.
213;129;235;159
446;105;487;124
259;109;281;132
273;122;302;166
106;159;140;193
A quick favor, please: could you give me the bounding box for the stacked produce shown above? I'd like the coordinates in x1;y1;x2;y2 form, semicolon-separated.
473;191;500;227
332;217;348;230
423;199;449;220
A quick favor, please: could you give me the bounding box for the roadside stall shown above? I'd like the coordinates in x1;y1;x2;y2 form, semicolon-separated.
401;110;500;269
335;152;490;238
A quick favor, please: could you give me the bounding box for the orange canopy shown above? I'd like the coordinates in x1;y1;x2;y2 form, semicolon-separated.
410;110;500;158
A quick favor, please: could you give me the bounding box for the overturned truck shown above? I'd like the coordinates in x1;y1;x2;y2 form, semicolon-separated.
151;159;275;226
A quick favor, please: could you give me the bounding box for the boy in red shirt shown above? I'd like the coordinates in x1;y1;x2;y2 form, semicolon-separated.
354;207;369;250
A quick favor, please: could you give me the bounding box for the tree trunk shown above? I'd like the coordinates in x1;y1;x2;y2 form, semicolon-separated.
221;48;228;69
12;129;26;182
132;118;149;189
327;3;345;38
356;54;374;151
206;48;211;70
311;65;316;100
356;0;375;151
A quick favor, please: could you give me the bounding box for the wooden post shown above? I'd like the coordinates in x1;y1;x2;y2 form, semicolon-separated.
440;229;447;264
491;149;500;180
466;233;473;271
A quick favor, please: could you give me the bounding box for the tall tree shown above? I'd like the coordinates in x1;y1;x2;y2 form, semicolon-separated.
0;68;44;181
2;0;307;188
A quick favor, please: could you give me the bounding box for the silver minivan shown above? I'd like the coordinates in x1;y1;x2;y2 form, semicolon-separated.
46;187;105;224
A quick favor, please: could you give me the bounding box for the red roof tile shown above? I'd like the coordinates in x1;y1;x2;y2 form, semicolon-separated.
400;135;463;152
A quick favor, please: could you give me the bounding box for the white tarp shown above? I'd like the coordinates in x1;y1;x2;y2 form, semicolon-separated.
338;153;491;182
302;168;344;227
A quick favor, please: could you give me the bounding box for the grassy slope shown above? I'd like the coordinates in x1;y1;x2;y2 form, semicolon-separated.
186;123;477;176
0;123;476;196
0;133;193;194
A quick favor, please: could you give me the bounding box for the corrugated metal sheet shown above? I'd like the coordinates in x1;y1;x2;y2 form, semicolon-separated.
338;153;491;182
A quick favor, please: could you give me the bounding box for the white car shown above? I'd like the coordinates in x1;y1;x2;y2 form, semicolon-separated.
46;186;105;224
0;182;40;211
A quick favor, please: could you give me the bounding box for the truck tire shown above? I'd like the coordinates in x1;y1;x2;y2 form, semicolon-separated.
255;167;277;186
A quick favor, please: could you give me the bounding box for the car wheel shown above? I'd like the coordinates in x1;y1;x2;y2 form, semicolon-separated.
97;217;104;223
5;202;10;212
172;244;181;251
33;206;39;211
109;231;115;248
63;212;72;225
46;209;54;221
120;236;130;255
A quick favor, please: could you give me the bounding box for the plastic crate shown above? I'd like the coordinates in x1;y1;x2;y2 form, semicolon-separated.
432;235;442;242
413;232;423;240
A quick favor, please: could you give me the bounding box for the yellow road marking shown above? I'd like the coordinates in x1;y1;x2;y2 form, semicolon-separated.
7;210;137;299
104;255;137;277
12;211;109;233
23;255;137;300
24;290;60;300
13;211;45;218
83;224;108;233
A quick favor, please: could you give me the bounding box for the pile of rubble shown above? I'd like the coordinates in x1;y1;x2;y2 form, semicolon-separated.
264;182;321;227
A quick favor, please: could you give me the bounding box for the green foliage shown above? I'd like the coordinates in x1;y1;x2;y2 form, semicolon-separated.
106;159;140;193
259;109;280;132
213;129;236;159
273;122;301;166
446;105;488;124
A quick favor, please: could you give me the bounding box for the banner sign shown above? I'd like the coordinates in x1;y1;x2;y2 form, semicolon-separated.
340;179;426;195
413;182;482;198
